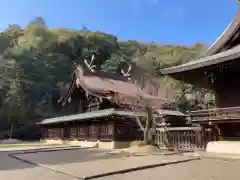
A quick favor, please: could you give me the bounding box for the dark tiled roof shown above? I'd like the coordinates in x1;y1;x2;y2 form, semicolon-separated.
161;44;240;75
157;109;187;117
38;108;155;125
205;7;240;56
161;6;240;75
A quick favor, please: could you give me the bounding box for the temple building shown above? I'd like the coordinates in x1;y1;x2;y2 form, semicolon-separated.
38;55;167;149
161;4;240;154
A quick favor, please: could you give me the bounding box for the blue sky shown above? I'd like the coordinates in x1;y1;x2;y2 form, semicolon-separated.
0;0;238;45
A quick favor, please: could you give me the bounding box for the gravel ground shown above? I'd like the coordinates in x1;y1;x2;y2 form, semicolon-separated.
93;159;240;180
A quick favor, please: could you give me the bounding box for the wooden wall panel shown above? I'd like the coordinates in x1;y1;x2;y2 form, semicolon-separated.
41;115;142;142
99;122;113;141
114;116;142;141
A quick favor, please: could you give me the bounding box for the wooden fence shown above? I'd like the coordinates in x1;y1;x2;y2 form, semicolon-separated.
155;127;218;150
191;106;240;123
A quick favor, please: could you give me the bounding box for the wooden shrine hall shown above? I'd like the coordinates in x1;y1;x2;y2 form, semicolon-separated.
38;55;167;149
161;3;240;154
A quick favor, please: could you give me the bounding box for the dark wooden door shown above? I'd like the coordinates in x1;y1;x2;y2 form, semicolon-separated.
63;127;70;140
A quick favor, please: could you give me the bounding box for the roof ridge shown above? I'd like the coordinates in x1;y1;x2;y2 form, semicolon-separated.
38;108;117;124
204;6;240;56
161;44;240;75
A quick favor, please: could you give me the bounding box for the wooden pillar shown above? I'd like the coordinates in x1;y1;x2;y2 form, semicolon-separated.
214;124;222;140
76;124;79;139
72;121;75;140
112;116;116;141
97;119;100;140
61;127;64;139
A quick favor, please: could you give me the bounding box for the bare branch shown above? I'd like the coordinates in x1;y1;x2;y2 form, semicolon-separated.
76;65;84;75
152;117;157;124
131;107;144;131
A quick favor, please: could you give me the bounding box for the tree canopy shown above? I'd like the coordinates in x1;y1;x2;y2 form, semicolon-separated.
0;17;214;139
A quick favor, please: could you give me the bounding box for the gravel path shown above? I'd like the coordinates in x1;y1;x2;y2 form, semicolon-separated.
93;159;240;180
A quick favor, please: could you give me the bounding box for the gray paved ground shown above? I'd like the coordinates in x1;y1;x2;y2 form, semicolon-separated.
0;148;122;180
0;144;81;152
1;148;240;180
15;150;197;178
0;152;78;180
93;159;240;180
15;148;122;165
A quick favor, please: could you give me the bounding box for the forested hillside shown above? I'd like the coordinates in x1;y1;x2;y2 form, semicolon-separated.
0;17;215;139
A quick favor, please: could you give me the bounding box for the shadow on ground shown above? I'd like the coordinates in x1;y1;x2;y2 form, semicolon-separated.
0;152;37;171
0;148;123;171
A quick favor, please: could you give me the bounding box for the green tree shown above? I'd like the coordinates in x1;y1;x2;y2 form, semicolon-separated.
0;17;210;140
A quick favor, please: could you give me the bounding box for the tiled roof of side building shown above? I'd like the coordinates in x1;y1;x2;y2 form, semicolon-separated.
161;44;240;75
38;108;186;125
161;5;240;75
204;7;240;56
37;108;156;125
